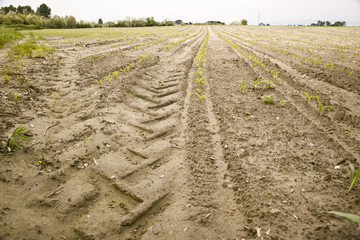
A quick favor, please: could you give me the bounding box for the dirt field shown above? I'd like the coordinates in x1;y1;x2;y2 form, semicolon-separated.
0;25;359;240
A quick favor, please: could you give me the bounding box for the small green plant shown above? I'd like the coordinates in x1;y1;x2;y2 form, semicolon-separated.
279;99;286;106
9;90;19;104
3;126;29;152
4;73;8;81
263;94;275;104
112;71;119;79
302;92;316;104
329;211;360;225
348;161;360;191
52;92;57;104
107;73;112;82
262;79;277;89
90;78;103;87
190;89;206;101
312;96;337;115
251;77;261;90
239;81;248;94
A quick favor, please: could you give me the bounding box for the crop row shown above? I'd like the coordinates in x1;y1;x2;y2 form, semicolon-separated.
191;27;209;101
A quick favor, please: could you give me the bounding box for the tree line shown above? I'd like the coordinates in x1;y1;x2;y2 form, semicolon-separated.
311;20;346;27
0;4;178;29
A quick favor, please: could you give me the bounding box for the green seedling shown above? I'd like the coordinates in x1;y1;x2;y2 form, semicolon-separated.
313;96;337;115
348;161;360;191
251;77;261;90
192;77;206;88
329;211;360;225
113;71;119;79
279;99;286;106
273;71;279;80
107;73;112;82
302;92;315;104
9;90;19;104
52;92;57;104
191;92;206;101
90;78;103;87
239;81;248;94
350;70;354;76
3;126;29;152
4;73;8;81
263;94;275;104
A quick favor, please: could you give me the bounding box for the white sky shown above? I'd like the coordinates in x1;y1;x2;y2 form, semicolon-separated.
1;0;360;25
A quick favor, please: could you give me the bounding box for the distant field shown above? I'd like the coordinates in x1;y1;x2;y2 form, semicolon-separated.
1;25;359;239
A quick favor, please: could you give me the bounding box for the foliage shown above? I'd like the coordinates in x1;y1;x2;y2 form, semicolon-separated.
312;96;337;115
9;90;19;104
239;81;248;94
0;25;23;47
329;211;360;223
9;34;54;58
302;92;315;104
98;18;103;25
348;161;360;191
2;126;29;152
36;3;51;18
191;29;209;101
263;94;275;104
311;20;346;27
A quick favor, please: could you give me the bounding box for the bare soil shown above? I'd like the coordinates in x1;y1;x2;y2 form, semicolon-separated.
0;26;359;240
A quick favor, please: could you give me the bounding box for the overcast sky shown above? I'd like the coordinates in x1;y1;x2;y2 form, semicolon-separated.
2;0;360;25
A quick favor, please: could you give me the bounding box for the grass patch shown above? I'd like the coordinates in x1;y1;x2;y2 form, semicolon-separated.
8;33;54;58
0;25;24;47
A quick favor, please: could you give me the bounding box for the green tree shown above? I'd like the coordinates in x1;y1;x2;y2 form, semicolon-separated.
36;3;51;18
175;19;183;25
241;19;248;25
1;5;17;14
51;15;65;28
17;5;34;14
145;17;156;26
65;16;77;28
98;18;103;25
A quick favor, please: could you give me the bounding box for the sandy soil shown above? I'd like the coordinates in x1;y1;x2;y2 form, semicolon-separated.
0;26;359;240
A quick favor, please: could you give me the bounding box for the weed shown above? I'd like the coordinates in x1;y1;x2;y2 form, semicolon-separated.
312;96;337;115
107;73;112;82
239;81;248;94
263;94;275;104
2;126;29;152
348;161;360;191
0;25;24;47
9;35;54;58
